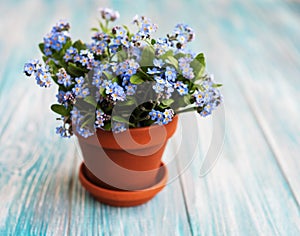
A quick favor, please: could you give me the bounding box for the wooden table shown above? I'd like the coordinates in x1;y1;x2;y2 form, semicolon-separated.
1;0;300;235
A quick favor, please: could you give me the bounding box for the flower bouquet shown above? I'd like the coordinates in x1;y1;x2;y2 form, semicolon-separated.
24;8;223;206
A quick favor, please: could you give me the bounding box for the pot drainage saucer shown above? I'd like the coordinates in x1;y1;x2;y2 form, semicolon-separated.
79;162;168;207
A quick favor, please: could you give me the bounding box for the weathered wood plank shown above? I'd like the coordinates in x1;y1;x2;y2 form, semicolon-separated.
222;0;300;205
0;86;75;235
175;0;300;235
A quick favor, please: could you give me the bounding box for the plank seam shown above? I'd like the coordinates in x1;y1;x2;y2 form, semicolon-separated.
234;76;300;211
67;148;78;236
176;160;194;236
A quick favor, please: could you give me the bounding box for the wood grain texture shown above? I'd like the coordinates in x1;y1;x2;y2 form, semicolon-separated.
177;0;300;235
1;0;300;235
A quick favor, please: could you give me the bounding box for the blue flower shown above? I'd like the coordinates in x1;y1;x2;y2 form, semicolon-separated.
72;84;82;96
92;77;102;88
43;24;69;53
105;82;126;101
154;75;165;84
112;37;122;46
194;76;223;117
70;107;84;126
99;8;119;21
177;34;187;44
24;60;52;88
121;39;130;48
75;76;84;85
181;66;194;80
153;58;164;68
154;38;170;56
80;55;88;67
93;40;107;55
56;126;71;138
52;20;70;33
199;104;213;117
56;68;72;87
35;70;52;87
165;66;177;82
24;59;39;75
80;88;90;98
133;15;158;38
149;109;174;125
73;54;81;62
44;47;52;56
147;67;161;75
56;91;65;103
128;59;140;70
114;26;127;38
125;84;137;96
174;81;188;95
152;83;164;93
58;34;67;43
24;61;36;76
71;106;81;119
178;57;192;68
173;23;195;43
63;46;77;62
59;91;75;108
194;90;209;106
95;110;106;128
77;126;94;138
112;122;127;133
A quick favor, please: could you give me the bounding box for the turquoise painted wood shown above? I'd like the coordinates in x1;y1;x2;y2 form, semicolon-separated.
1;0;300;235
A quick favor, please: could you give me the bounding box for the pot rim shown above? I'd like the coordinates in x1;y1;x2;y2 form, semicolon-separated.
97;115;178;134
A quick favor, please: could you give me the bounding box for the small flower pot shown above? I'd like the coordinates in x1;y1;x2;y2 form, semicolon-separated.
77;116;178;206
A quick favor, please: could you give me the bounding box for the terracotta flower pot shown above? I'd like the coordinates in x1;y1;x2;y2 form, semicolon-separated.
77;115;178;206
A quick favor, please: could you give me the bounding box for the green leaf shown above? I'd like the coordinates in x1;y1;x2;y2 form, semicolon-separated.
67;63;88;77
174;53;186;60
112;77;119;83
212;83;223;88
122;24;131;35
51;104;69;116
130;74;144;85
63;40;72;51
159;50;173;60
103;122;111;131
42;56;48;63
103;71;113;80
99;22;106;33
100;87;106;97
190;53;206;79
84;96;97;107
194;53;206;67
165;56;179;70
183;95;192;105
112;116;134;126
72;40;86;51
151;39;156;45
116;50;127;62
161;99;175;107
80;116;95;129
91;27;99;32
140;46;155;67
122;97;136;106
38;43;45;54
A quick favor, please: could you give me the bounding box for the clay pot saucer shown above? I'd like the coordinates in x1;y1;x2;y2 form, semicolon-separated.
79;162;168;207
